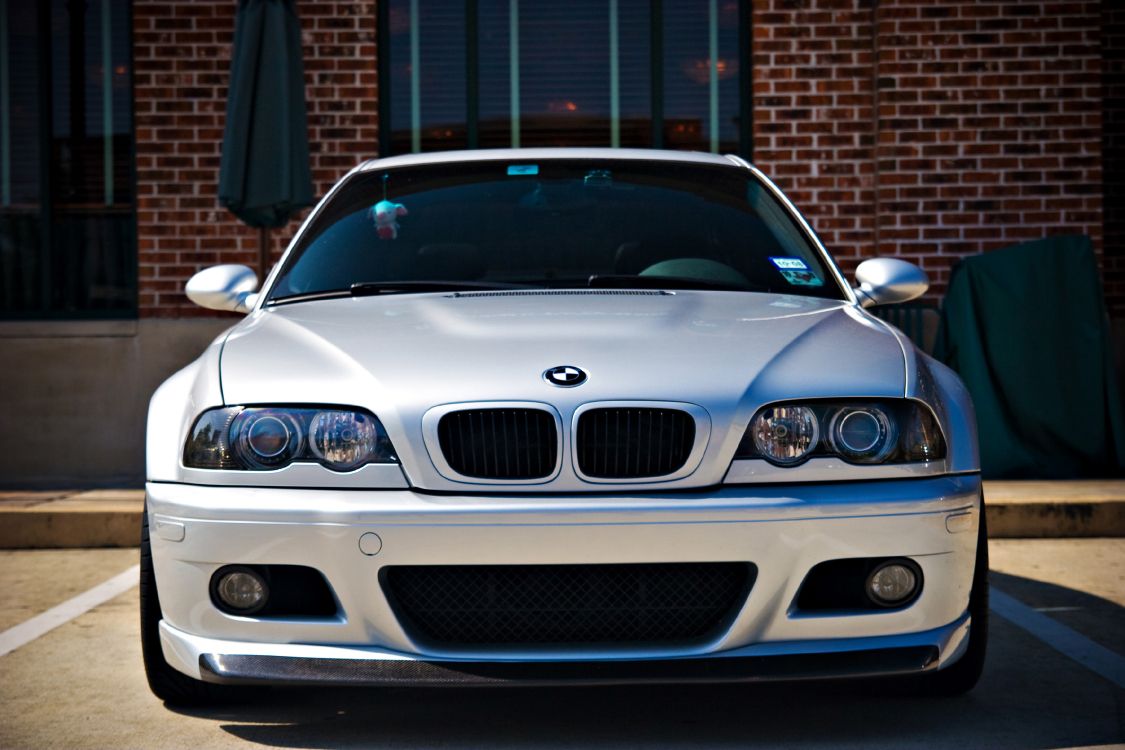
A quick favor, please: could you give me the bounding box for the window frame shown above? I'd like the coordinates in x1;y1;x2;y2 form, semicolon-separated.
376;0;753;160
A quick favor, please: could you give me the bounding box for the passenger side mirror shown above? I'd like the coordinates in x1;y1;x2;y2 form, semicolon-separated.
185;264;259;313
853;258;929;308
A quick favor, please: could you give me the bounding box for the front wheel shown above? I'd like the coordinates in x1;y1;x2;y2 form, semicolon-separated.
140;502;245;705
916;492;989;696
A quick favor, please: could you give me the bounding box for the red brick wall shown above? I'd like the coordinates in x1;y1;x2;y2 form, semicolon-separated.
752;1;878;272
753;0;1103;301
133;0;378;316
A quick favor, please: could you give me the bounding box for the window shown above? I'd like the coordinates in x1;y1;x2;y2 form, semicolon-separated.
0;0;136;319
380;0;749;157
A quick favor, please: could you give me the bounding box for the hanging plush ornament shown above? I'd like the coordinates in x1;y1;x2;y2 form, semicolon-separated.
370;174;408;240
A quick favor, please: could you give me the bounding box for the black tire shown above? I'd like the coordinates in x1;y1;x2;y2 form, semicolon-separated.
916;491;989;696
140;503;243;705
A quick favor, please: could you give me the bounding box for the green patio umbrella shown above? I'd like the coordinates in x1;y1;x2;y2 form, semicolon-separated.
218;0;314;281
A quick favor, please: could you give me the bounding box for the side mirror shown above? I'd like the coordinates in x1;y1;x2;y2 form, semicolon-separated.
853;258;929;308
185;264;259;313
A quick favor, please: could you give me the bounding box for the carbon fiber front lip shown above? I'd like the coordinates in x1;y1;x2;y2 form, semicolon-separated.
198;646;939;687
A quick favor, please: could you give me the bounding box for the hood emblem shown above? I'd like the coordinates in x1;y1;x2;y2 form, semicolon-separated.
543;365;587;387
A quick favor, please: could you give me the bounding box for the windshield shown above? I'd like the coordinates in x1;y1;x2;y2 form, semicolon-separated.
267;159;846;303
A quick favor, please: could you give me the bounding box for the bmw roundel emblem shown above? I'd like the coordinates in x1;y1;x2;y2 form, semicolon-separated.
543;365;587;387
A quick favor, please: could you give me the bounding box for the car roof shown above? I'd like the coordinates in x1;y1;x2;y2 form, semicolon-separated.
357;148;749;172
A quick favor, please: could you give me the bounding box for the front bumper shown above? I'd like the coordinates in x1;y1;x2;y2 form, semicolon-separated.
146;474;981;685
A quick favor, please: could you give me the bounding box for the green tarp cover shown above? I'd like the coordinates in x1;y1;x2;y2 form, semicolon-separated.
218;0;313;228
934;235;1125;478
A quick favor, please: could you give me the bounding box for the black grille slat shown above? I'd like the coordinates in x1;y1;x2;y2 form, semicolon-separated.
438;409;557;480
383;563;753;646
577;408;696;479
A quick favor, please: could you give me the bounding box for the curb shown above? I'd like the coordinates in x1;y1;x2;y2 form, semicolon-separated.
0;481;1122;549
981;480;1125;538
0;491;143;549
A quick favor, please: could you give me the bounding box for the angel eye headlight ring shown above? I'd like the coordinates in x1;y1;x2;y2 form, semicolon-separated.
828;406;897;463
233;410;303;469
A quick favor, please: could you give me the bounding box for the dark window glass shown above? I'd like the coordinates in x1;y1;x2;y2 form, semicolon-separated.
384;0;745;156
388;0;468;154
663;0;741;153
268;159;843;302
0;0;136;318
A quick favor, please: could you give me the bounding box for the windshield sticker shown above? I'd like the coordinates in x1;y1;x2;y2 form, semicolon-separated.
777;268;824;287
370;200;407;240
770;257;808;270
507;164;539;176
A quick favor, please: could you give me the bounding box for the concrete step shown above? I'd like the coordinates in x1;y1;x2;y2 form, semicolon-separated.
0;481;1122;548
0;490;145;549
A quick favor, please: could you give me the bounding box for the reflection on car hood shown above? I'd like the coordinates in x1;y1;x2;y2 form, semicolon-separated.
219;289;906;486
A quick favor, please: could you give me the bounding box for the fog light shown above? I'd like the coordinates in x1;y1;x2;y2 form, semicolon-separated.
866;560;920;607
211;566;268;615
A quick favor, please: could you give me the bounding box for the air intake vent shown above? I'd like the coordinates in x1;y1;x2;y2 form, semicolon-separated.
576;407;696;479
382;563;754;647
437;408;558;480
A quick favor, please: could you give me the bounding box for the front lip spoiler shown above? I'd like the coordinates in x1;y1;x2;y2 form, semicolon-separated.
199;646;939;687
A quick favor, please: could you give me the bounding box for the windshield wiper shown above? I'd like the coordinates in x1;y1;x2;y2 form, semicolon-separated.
350;280;536;296
267;281;535;306
586;274;768;293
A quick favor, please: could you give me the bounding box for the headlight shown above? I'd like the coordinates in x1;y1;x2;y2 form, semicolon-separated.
828;406;896;463
308;410;383;471
184;406;397;471
737;400;944;466
234;410;303;469
750;405;819;465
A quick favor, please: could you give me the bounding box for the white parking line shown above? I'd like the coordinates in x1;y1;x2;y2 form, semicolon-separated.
0;564;140;658
991;586;1125;689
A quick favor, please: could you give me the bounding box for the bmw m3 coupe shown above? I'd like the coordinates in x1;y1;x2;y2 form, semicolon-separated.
142;148;986;704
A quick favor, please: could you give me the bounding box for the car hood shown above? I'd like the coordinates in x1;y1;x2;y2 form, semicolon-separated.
219;289;906;488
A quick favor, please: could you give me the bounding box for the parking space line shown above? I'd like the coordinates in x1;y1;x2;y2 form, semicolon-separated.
991;586;1125;689
0;564;140;658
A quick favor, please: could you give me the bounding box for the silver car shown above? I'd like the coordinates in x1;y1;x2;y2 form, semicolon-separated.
142;148;985;704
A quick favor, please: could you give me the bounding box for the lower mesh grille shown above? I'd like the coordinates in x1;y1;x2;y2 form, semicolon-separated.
382;563;754;647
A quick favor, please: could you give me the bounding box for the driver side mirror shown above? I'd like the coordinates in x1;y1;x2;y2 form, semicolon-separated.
853;258;929;308
185;264;259;313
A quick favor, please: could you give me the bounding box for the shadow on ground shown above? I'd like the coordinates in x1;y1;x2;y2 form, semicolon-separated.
167;574;1125;750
